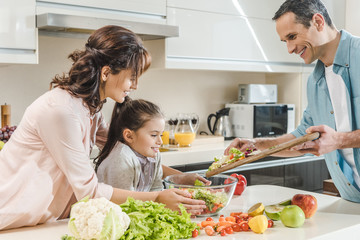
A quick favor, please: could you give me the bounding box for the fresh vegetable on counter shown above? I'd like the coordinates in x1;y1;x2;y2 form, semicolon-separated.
197;209;274;237
225;173;247;195
62;196;130;240
119;197;198;240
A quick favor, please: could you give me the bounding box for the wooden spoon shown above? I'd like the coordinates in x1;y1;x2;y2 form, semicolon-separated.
205;132;320;178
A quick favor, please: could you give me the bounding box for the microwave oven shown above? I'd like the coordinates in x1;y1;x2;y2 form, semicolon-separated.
225;103;295;138
238;84;277;104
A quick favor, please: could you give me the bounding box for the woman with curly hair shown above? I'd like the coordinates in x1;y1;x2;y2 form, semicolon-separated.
0;25;205;230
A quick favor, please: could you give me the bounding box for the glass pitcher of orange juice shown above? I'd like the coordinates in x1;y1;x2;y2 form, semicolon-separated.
161;120;170;147
174;114;196;147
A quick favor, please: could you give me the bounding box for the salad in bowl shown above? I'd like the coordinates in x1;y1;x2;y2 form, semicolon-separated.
163;174;238;217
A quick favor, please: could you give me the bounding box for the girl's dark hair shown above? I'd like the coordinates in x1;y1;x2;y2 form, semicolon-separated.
272;0;333;29
94;97;164;172
50;25;151;115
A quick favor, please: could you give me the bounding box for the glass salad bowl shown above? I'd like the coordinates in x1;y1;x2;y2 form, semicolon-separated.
163;174;238;217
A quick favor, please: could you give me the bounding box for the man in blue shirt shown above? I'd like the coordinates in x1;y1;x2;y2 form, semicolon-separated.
226;0;360;202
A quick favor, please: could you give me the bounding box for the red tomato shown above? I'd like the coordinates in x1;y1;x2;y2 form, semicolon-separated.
240;222;249;231
268;219;274;228
230;173;238;179
232;223;241;232
206;217;214;222
224;178;231;184
229;154;234;160
220;229;226;236
234;181;246;195
192;229;199;238
237;174;247;186
225;226;234;234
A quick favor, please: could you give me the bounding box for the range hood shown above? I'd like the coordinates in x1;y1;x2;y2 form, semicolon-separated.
36;13;179;40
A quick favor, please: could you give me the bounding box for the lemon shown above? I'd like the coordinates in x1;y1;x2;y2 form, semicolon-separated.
0;141;4;151
248;215;268;234
248;202;265;217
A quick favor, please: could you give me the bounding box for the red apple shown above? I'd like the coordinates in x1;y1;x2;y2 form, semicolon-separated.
291;194;318;218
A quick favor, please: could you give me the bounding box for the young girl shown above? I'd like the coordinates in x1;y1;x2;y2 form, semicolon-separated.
95;97;165;191
95;98;209;191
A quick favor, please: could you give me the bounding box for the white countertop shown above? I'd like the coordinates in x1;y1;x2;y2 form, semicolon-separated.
1;185;359;240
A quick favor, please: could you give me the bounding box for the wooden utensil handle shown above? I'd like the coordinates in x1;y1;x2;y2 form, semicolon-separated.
205;132;320;178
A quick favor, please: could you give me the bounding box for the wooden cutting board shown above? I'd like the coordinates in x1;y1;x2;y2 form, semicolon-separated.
205;132;320;178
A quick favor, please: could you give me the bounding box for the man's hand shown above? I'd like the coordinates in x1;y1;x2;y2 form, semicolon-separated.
224;138;256;155
291;125;339;156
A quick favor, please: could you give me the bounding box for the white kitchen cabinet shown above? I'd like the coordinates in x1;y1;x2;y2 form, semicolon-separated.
0;0;38;64
168;0;344;27
38;0;166;16
36;0;167;25
157;0;344;72
167;0;285;19
161;6;303;72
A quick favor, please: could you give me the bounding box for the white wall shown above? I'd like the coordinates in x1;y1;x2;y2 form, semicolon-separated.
345;0;360;36
0;35;301;133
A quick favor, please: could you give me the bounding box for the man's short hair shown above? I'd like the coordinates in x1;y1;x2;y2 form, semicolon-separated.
272;0;333;29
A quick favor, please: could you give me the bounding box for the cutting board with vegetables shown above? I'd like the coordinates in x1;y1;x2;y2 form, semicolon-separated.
205;132;320;178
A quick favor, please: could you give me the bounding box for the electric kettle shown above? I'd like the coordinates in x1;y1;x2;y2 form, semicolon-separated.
207;107;233;139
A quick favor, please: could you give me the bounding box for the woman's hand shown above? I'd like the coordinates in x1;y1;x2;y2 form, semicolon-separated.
155;188;206;215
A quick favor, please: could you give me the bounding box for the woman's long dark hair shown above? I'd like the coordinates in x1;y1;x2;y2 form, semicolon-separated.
94;97;164;172
50;25;151;115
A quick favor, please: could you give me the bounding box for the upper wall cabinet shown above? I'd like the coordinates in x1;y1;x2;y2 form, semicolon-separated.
36;0;167;24
38;0;166;16
36;0;179;40
146;0;344;73
0;0;38;64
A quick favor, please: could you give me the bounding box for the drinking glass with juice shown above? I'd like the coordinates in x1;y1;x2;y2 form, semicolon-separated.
161;130;170;146
174;132;196;147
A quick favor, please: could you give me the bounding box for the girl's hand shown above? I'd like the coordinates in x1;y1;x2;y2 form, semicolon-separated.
155;188;206;215
171;173;211;186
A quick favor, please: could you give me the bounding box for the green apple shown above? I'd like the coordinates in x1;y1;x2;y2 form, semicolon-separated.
280;205;305;228
0;140;4;150
264;204;285;221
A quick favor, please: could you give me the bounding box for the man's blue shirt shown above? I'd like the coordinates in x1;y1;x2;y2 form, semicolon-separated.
292;30;360;202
